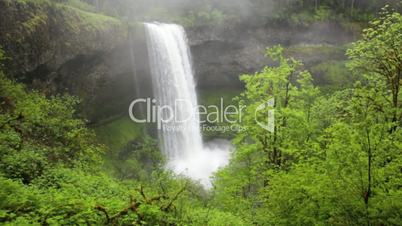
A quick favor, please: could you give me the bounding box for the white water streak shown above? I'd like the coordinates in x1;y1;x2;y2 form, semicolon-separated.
144;23;230;187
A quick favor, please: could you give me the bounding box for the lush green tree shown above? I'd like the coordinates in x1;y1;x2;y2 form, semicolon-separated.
347;9;402;130
262;87;402;225
269;12;401;225
0;50;228;225
212;45;320;223
1;5;402;226
0;74;103;183
213;10;402;225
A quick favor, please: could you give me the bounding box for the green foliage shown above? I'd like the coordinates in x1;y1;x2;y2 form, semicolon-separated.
114;137;163;181
347;8;402;128
92;0;401;27
289;11;317;26
63;0;96;12
94;116;143;152
289;6;335;26
14;0;123;32
184;207;246;226
0;48;5;69
198;89;241;140
15;0;95;12
179;8;226;27
212;11;402;225
310;60;355;90
273;0;402;25
94;117;163;181
213;45;320;222
1;8;402;226
0;74;102;183
285;44;346;59
56;3;123;32
0;46;243;224
314;6;332;21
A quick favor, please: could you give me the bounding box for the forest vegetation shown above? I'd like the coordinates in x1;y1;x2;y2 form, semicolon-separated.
0;0;401;225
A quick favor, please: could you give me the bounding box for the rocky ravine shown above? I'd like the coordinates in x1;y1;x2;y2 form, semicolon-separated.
0;0;148;122
188;22;358;89
0;1;358;122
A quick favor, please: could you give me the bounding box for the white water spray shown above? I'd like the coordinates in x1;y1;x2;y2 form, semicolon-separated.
144;22;230;187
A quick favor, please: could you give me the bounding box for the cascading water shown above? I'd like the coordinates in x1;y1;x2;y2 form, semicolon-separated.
144;23;203;159
144;23;230;187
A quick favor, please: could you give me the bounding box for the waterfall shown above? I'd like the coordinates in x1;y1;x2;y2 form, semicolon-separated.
144;22;203;159
144;22;230;187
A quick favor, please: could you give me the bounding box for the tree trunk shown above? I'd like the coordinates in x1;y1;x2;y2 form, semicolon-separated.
351;0;356;16
390;68;401;132
364;129;372;226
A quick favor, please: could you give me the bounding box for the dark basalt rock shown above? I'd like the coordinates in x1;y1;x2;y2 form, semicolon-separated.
187;22;357;89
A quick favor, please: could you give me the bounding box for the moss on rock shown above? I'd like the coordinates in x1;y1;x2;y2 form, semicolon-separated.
0;0;127;76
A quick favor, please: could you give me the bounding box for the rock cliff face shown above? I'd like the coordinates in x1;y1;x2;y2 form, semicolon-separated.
0;0;359;122
0;0;147;122
187;22;358;89
0;1;126;75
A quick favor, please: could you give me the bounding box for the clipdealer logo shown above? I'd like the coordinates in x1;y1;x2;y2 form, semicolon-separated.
128;98;275;132
254;98;275;133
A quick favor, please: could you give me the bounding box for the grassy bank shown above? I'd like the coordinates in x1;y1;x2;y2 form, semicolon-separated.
94;115;143;152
